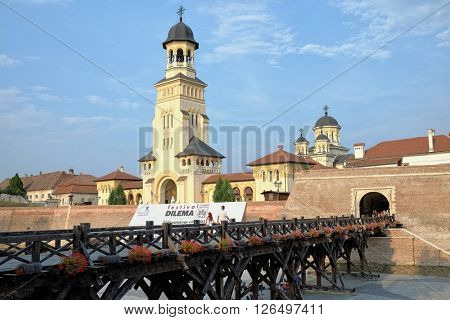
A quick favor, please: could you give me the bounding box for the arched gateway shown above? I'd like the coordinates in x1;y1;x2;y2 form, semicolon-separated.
359;192;390;216
160;179;177;204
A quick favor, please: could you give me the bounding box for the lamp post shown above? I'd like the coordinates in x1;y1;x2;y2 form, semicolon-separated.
274;180;282;201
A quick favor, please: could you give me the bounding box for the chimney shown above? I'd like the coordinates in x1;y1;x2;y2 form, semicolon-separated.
354;143;365;159
277;145;284;150
68;168;74;175
428;129;435;153
119;166;124;172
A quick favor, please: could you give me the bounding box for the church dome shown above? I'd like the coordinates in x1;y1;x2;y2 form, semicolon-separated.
163;20;199;49
314;114;340;128
316;133;330;142
295;136;308;143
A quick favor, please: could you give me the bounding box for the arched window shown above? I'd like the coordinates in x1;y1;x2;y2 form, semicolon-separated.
206;160;209;166
170;114;173;128
233;188;241;202
201;159;204;166
143;164;147;170
176;48;184;62
244;187;253;201
195;115;198;127
182;159;186;166
187;159;191;166
262;171;266;182
163;115;165;129
187;50;191;63
196;159;200;165
275;169;280;181
269;171;273;182
148;163;151;169
169;49;174;63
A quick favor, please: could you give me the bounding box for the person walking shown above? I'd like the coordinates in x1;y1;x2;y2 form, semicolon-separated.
205;212;214;226
217;205;229;223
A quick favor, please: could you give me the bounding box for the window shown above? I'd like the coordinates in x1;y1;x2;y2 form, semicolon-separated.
269;171;273;182
171;114;173;128
195;115;198;127
196;159;200;165
144;164;147;170
201;159;204;166
206;160;209;166
187;159;191;165
262;171;266;182
182;159;186;166
275;170;280;181
163;115;165;129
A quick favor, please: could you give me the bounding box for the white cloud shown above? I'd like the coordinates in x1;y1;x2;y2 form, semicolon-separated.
85;94;140;109
63;116;114;125
303;0;450;59
199;1;296;64
30;85;51;92
201;0;450;63
436;28;450;47
0;54;22;68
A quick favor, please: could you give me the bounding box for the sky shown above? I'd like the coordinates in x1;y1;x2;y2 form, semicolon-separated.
0;0;449;179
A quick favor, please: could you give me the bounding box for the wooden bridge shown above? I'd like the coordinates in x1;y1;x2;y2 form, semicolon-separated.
0;214;394;300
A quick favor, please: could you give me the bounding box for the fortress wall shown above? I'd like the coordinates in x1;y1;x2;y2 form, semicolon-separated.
283;164;450;251
0;201;286;232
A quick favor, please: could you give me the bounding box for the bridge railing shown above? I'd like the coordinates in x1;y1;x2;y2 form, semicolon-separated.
0;214;394;272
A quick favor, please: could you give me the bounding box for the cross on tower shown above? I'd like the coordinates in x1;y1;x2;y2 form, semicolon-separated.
299;128;304;137
177;5;185;21
323;105;329;115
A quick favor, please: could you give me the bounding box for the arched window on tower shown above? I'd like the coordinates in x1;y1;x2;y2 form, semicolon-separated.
169;50;174;63
176;49;184;62
187;50;191;64
187;159;191;166
182;159;186;166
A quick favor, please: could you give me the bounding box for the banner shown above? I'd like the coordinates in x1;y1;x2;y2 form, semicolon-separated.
129;202;247;226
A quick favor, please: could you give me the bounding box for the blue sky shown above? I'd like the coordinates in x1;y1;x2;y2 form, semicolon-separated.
1;0;449;179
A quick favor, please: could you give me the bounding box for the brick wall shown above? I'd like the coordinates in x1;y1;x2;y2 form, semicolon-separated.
0;201;287;232
284;164;450;251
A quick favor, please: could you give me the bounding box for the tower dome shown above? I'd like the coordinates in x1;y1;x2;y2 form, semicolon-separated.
314;105;340;128
163;20;199;49
316;133;330;142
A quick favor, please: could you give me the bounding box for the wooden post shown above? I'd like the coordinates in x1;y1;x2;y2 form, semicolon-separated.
73;225;81;252
31;241;41;263
292;218;298;230
146;221;154;242
316;216;320;229
80;223;91;246
261;218;267;237
162;223;171;249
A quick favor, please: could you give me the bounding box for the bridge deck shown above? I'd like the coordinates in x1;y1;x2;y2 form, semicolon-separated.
0;214;394;300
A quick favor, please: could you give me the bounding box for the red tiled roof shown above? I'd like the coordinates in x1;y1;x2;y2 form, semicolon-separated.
365;135;450;158
346;157;402;168
93;170;141;182
53;174;98;195
202;172;254;184
122;181;143;190
0;171;73;192
247;149;315;166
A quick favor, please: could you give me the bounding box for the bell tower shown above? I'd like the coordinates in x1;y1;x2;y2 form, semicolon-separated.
140;7;224;204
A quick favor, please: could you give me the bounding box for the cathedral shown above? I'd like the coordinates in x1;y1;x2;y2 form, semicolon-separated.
136;10;350;204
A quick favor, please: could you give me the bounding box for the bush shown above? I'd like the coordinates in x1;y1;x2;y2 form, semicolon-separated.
310;228;320;238
248;236;263;246
323;227;333;235
128;246;152;263
179;240;202;254
291;230;304;239
217;238;233;252
212;178;235;202
108;184;127;205
59;252;88;276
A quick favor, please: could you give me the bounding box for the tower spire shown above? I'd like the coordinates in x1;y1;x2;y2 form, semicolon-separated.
323;104;329;116
177;5;185;21
299;128;304;137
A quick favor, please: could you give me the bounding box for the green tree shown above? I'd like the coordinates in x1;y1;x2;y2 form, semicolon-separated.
212;178;235;202
5;173;26;198
108;184;126;205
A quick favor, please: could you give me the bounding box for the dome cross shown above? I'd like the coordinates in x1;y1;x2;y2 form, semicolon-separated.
323;105;329;115
177;5;186;21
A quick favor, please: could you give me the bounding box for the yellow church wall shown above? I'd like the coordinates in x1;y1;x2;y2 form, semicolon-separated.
201;180;256;203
